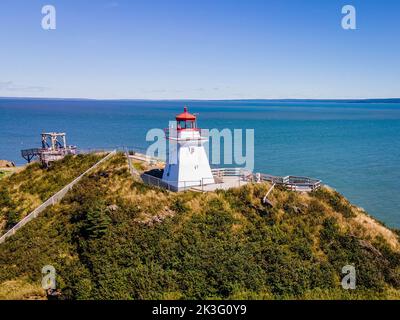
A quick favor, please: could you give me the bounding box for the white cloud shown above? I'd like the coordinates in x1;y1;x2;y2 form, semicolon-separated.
0;81;48;93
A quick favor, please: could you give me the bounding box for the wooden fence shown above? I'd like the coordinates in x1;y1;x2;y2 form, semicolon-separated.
0;150;116;244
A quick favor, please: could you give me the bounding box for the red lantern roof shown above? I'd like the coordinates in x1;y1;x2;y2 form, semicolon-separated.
176;106;196;121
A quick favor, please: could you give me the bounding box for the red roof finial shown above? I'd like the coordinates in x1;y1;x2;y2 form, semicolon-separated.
176;106;196;121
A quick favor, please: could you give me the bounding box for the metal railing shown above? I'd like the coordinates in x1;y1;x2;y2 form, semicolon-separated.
78;148;116;155
259;174;321;192
211;169;321;192
141;174;211;192
164;128;208;142
211;168;252;178
138;163;321;193
128;153;161;164
140;168;249;192
0;150;117;244
21;148;41;157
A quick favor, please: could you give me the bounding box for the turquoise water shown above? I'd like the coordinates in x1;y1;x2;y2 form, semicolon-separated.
1;99;400;227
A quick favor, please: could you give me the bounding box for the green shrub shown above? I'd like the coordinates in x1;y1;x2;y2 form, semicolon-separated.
0;154;103;232
171;198;189;214
314;189;355;218
1;159;399;300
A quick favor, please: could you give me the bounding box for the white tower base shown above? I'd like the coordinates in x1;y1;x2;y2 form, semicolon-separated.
161;107;215;191
162;140;215;191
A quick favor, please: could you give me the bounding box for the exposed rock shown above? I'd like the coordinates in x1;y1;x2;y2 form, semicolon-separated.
139;207;175;226
358;239;383;257
107;204;119;212
263;198;274;208
0;160;15;168
284;204;305;215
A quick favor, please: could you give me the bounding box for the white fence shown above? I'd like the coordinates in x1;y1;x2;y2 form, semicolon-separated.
141;168;250;192
140;166;321;193
141;174;210;192
212;169;321;191
259;174;321;192
211;168;252;178
0;150;116;244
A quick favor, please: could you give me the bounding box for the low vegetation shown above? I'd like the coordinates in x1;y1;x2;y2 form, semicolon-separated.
0;153;400;300
0;154;103;234
0;279;45;300
0;171;7;180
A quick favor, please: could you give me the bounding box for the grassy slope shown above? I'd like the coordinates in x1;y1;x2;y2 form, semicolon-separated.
0;169;14;180
0;154;104;234
0;152;400;300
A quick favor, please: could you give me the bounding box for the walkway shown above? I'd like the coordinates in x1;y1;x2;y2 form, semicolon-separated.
0;151;116;244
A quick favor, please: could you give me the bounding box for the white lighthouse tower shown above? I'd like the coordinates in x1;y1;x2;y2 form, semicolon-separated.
162;106;215;191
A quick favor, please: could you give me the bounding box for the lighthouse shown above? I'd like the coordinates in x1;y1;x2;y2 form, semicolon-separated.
162;106;215;191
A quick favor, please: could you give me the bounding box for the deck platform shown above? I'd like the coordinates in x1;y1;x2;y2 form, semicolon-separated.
191;176;249;192
128;152;322;193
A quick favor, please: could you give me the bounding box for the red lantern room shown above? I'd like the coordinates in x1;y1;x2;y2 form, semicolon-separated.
176;106;197;131
162;106;215;190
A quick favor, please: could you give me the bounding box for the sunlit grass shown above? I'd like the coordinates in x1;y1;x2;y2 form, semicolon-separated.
1;152;400;300
0;154;104;233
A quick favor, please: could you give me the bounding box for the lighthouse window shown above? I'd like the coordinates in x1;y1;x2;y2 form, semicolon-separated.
190;147;195;154
187;121;194;129
177;120;195;129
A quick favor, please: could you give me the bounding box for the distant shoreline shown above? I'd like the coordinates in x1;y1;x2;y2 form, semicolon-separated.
0;97;399;103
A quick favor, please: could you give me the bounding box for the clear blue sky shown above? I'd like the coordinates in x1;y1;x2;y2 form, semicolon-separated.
0;0;399;99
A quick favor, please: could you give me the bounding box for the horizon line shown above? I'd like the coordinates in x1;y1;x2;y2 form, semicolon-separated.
0;96;400;102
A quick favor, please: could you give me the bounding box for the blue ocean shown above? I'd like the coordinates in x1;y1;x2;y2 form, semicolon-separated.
1;99;399;228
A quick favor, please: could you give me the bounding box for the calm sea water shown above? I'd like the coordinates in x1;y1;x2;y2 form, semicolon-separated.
1;99;400;228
